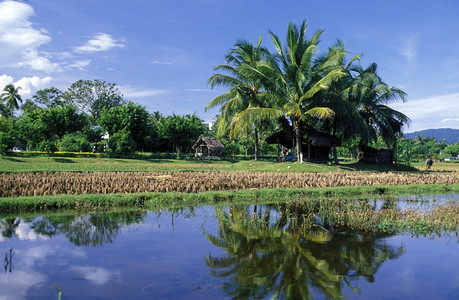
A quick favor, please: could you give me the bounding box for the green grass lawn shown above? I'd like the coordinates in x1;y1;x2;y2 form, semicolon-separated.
1;155;457;173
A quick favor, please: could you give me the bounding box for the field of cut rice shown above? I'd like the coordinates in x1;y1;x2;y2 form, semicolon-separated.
1;171;458;197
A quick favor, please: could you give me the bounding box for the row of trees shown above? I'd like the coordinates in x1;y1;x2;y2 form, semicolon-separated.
0;80;207;156
206;20;410;163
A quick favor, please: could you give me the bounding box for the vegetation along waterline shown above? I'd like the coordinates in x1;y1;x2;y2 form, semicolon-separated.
1;187;457;237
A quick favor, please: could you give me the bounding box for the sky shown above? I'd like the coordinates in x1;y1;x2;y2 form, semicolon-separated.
0;0;458;133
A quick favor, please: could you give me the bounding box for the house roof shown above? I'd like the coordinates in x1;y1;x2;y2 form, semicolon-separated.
192;137;225;150
266;125;341;148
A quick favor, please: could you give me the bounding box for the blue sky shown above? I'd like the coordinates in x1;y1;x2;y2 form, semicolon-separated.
1;0;458;133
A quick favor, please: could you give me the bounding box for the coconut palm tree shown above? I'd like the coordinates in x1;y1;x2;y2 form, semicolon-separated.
348;63;410;148
264;21;346;163
1;84;23;117
307;41;362;164
206;36;273;160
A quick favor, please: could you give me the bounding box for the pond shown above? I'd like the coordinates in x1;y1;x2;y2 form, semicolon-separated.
1;194;458;299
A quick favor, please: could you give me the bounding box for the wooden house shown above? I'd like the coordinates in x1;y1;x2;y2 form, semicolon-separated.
192;137;225;159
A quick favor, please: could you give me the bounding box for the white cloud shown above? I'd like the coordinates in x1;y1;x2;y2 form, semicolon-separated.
150;60;172;65
67;59;92;70
0;270;47;300
119;85;170;98
71;266;121;285
74;33;125;53
18;50;61;73
398;34;419;61
391;93;459;132
0;74;14;88
0;75;54;97
14;76;53;97
15;221;50;241
0;1;56;72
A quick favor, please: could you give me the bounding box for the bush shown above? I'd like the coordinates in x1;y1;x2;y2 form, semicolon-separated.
38;140;58;153
59;132;90;152
108;129;136;155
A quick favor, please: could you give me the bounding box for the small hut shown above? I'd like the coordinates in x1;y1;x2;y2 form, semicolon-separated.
357;145;394;165
192;137;225;159
266;125;340;163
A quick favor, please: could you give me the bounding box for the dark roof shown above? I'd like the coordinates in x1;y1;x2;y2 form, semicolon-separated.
266;125;341;148
192;137;225;150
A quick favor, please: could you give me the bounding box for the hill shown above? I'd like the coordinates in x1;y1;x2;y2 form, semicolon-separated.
404;128;459;145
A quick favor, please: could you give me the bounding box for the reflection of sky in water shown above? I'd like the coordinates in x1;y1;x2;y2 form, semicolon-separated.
0;200;457;299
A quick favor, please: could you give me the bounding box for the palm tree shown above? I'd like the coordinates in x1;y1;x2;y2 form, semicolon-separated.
348;63;410;149
1;84;23;117
308;41;362;164
206;36;273;160
265;21;346;163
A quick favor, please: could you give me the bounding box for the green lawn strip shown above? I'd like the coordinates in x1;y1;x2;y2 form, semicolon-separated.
1;156;440;173
1;183;456;215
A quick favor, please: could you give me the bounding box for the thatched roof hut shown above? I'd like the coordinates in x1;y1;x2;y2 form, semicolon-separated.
192;137;225;158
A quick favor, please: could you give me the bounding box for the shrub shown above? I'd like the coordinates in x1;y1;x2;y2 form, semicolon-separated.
108;129;136;155
59;132;90;152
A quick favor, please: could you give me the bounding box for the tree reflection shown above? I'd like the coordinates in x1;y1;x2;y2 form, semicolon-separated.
0;211;146;247
204;204;405;299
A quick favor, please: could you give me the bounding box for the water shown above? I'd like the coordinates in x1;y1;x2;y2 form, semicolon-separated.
0;196;458;299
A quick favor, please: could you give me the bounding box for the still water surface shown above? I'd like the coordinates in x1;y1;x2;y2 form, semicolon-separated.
0;196;458;299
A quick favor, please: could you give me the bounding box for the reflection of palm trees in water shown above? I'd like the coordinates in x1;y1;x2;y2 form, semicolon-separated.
204;204;405;299
4;248;14;274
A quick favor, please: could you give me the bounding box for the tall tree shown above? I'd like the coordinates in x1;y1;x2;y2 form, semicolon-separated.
32;87;66;108
348;63;410;148
157;113;207;157
1;84;23;117
264;21;346;162
206;36;273;160
64;79;126;120
99;102;152;152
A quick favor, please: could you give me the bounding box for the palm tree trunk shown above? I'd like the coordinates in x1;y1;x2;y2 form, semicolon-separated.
332;118;339;164
293;119;303;163
254;128;259;160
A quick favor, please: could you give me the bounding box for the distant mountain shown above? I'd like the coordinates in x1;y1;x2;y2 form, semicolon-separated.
404;128;459;145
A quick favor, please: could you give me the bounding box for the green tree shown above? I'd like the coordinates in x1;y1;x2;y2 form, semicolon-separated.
206;36;274;160
20;99;40;115
264;21;346;162
108;128;136;155
157;113;207;157
32;87;66;108
99;102;152;152
17;105;87;149
59;132;90;152
348;63;410;149
64;79;126;120
1;84;23;117
443;142;459;157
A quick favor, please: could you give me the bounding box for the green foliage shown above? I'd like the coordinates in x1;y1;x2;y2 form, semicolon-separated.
38;139;58;153
59;132;90;152
1;84;22;117
443;143;459;157
32;87;66;108
64;79;126;120
17;105;87;149
108;128;136;155
99;102;152;151
157;113;207;156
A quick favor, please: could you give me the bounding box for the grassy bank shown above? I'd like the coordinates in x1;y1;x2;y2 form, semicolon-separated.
1;183;457;215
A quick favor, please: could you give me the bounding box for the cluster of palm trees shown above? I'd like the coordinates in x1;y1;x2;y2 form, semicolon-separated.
206;21;410;163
